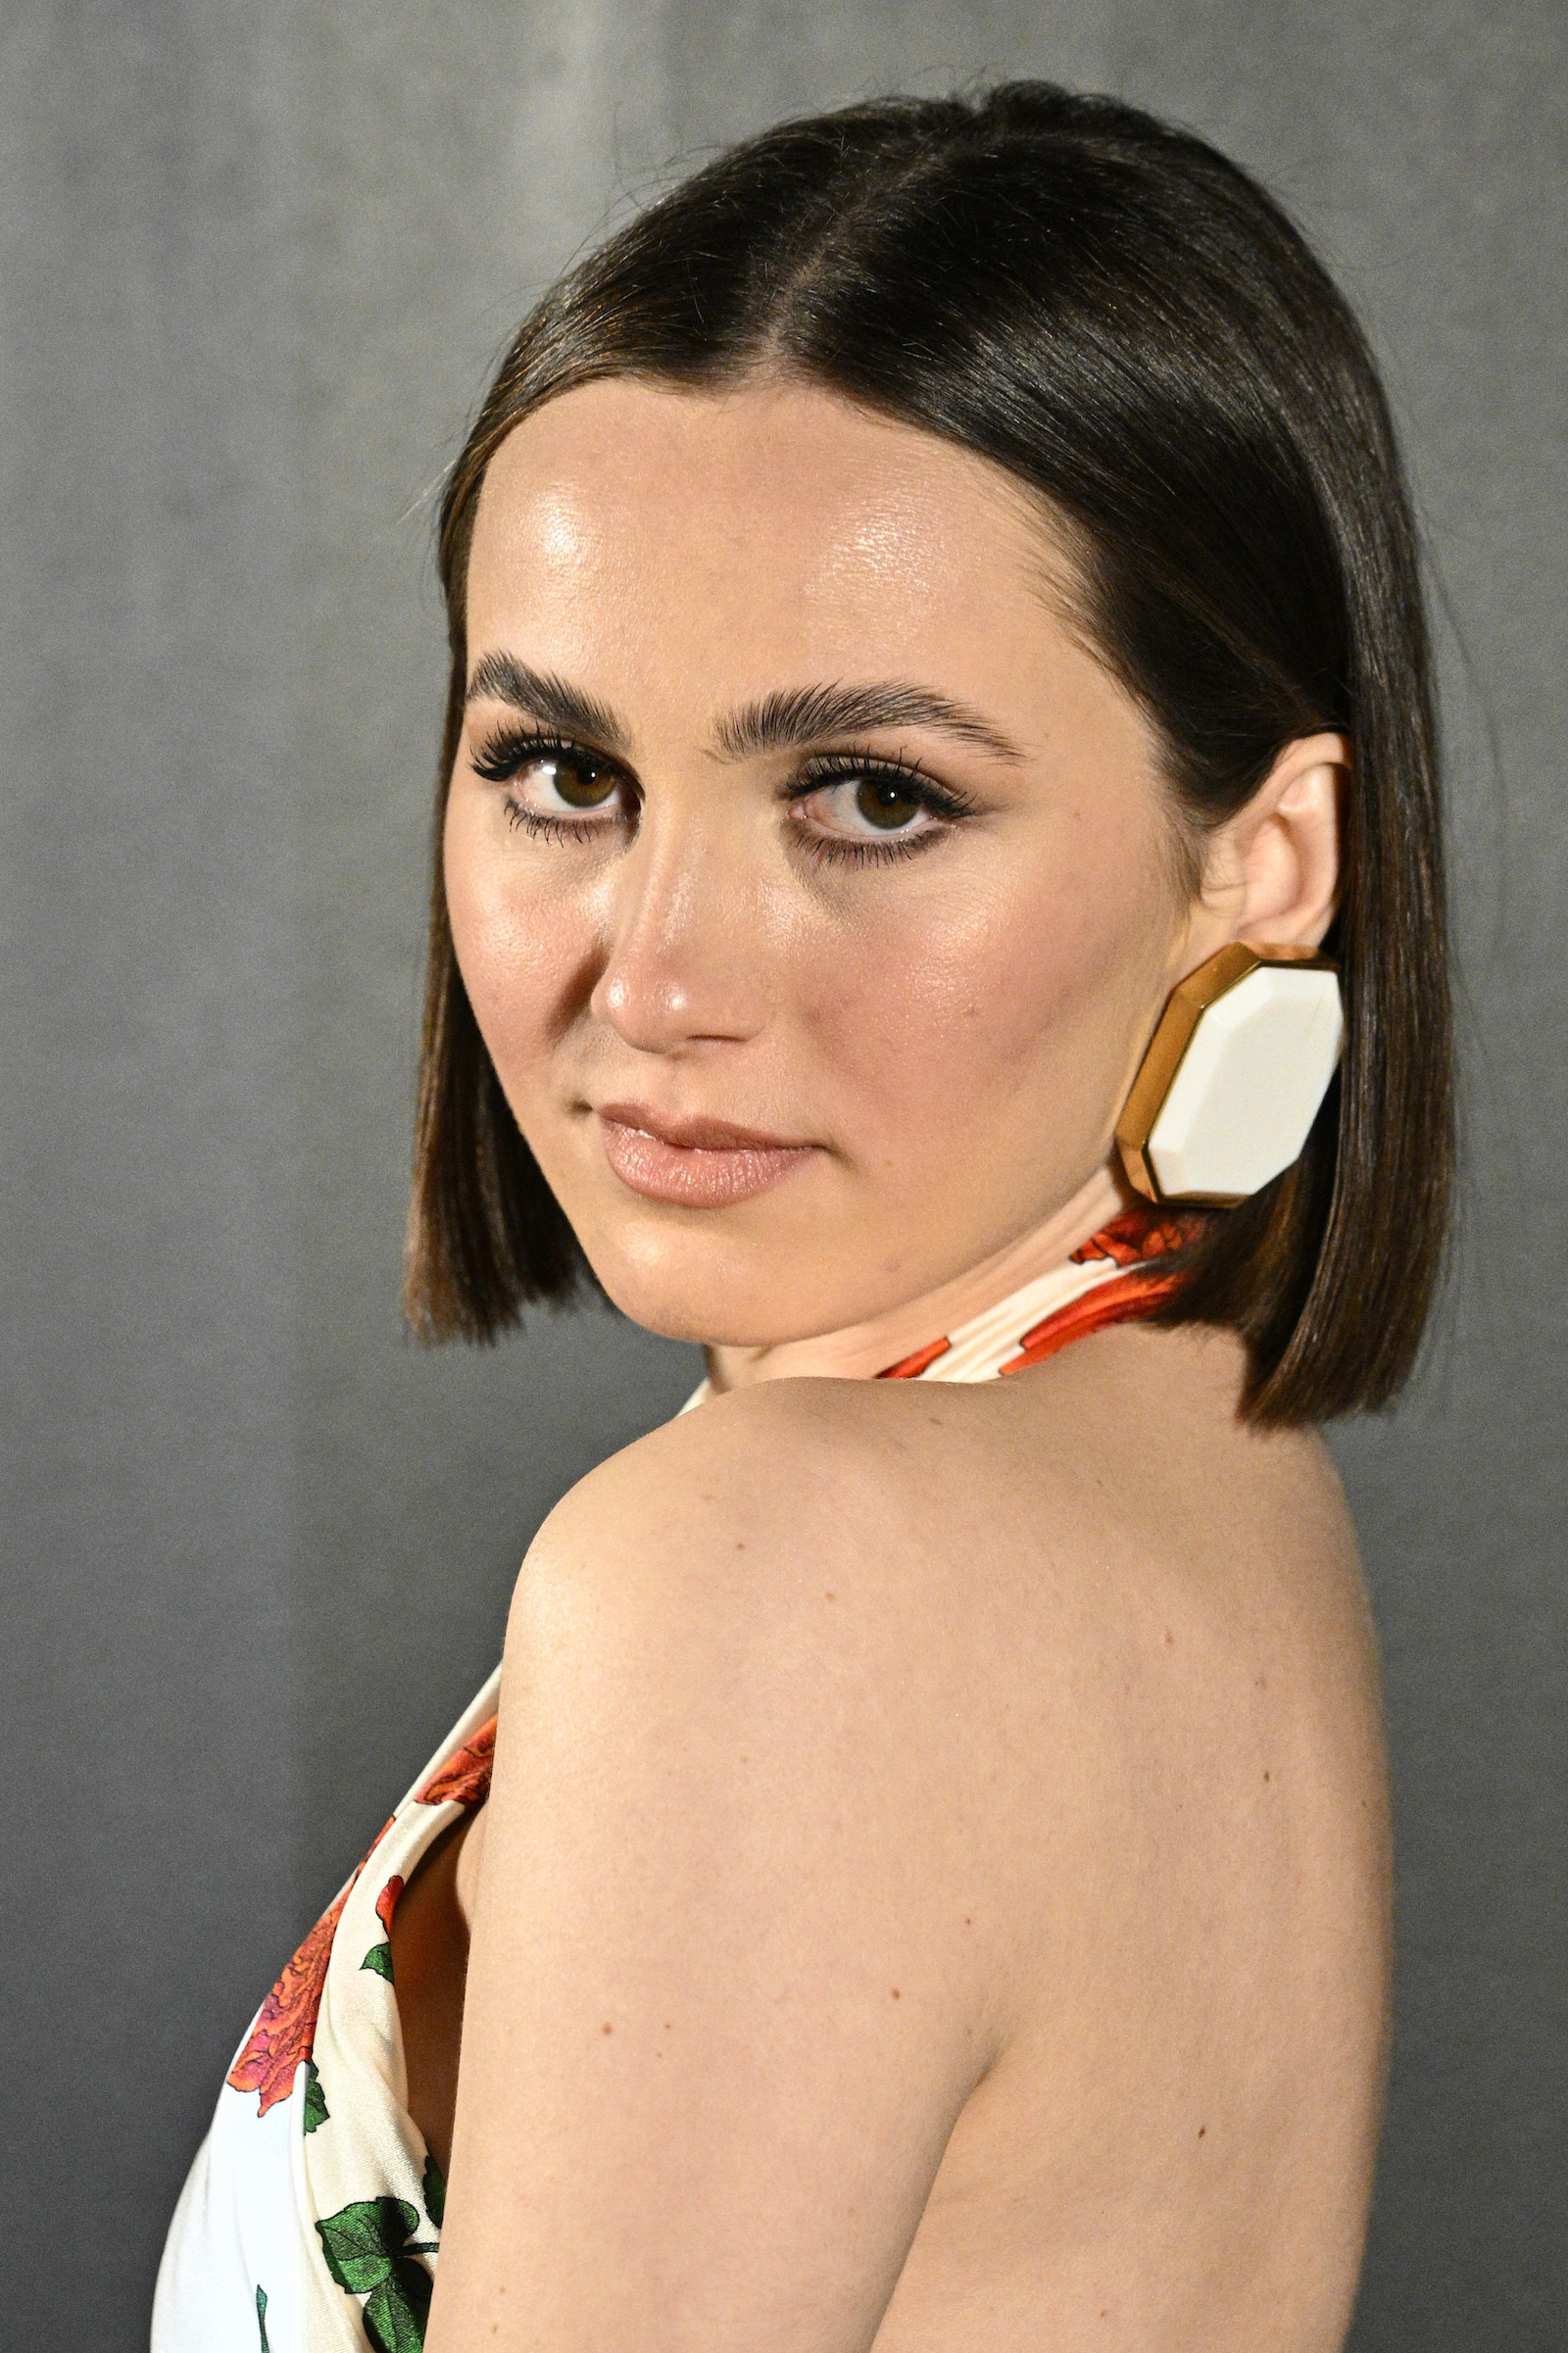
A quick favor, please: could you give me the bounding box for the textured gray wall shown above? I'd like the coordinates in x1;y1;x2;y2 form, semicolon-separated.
2;3;1562;2343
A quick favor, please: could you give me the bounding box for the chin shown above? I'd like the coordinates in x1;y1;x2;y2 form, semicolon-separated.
580;1250;787;1349
571;1220;852;1351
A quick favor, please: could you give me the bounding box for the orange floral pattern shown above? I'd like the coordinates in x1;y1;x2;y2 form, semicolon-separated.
416;1718;496;1809
226;1883;356;2119
226;1815;395;2118
227;1732;501;2124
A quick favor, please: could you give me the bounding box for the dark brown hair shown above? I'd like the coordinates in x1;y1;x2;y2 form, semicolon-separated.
406;82;1452;1425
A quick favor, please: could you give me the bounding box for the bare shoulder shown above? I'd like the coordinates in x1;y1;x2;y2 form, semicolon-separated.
518;1369;1008;1637
510;1363;1158;1787
514;1326;1386;1925
524;1321;1375;1726
500;1336;1390;2344
507;1372;1039;1835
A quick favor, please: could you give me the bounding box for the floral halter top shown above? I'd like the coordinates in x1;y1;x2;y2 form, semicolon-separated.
153;1201;1202;2353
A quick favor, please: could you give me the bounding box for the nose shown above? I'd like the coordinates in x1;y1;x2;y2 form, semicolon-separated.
588;804;771;1054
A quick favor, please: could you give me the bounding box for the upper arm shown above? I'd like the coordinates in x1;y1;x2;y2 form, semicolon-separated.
429;1387;1005;2353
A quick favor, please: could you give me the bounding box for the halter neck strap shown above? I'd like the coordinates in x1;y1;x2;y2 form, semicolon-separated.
876;1201;1209;1383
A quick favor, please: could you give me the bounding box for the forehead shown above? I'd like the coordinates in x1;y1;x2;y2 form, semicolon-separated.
465;377;1068;692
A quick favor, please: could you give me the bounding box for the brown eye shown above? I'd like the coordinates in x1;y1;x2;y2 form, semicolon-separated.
854;774;925;830
535;752;618;809
796;767;943;846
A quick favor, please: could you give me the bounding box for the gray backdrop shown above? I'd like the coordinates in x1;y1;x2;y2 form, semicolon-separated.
2;2;1562;2343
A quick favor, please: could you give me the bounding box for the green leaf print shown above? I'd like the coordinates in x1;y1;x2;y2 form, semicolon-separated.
421;2151;446;2228
317;2196;434;2351
303;2060;329;2133
256;2283;270;2351
361;1940;395;1982
362;2268;432;2353
317;2195;418;2293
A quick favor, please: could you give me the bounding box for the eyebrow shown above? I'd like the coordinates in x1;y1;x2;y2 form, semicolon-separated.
466;653;631;757
711;681;1027;765
466;653;1026;768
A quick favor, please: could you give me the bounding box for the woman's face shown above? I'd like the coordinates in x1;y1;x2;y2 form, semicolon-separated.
447;378;1192;1348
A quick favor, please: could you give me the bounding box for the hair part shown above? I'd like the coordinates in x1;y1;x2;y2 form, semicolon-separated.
406;81;1453;1425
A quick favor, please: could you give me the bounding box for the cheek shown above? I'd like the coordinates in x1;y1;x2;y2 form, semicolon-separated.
443;792;590;1099
805;852;1167;1152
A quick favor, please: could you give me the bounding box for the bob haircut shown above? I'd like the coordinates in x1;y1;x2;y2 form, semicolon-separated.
406;82;1452;1428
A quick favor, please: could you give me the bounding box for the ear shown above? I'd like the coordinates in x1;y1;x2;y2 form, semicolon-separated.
1187;731;1348;960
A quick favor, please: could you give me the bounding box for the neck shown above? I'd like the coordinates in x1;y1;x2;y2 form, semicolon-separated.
706;1163;1128;1392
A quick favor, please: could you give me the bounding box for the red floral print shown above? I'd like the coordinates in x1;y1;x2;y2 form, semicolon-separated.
226;1814;396;2118
227;1726;495;2122
416;1718;497;1809
227;1884;354;2118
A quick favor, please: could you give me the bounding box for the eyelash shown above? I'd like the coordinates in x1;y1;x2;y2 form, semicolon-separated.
466;726;977;866
470;729;623;848
784;753;975;866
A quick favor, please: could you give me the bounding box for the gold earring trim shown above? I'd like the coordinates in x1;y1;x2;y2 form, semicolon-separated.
1115;943;1338;1207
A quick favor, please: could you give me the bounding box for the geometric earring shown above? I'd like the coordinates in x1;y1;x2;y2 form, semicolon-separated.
1115;942;1345;1206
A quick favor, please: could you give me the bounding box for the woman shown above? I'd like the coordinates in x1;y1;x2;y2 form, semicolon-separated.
156;83;1450;2352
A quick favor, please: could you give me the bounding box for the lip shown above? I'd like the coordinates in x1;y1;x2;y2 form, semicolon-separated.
597;1101;808;1153
594;1100;818;1207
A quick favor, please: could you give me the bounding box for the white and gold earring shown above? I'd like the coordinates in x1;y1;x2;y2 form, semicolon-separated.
1115;943;1345;1207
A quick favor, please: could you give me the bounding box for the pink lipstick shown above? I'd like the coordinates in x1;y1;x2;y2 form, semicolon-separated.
595;1103;817;1207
